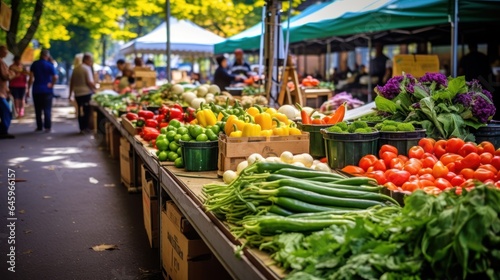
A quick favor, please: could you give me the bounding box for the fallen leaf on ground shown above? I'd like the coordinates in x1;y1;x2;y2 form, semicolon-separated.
19;210;25;214
23;250;33;255
91;244;118;251
89;177;99;184
24;230;32;234
43;196;52;199
104;183;115;187
47;166;55;171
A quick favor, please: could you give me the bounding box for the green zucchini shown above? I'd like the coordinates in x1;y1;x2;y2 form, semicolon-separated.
243;216;355;235
268;204;295;216
269;196;357;213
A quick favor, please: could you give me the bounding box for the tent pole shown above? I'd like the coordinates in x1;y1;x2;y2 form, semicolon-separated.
326;41;331;81
451;0;458;77
166;0;171;82
367;37;373;103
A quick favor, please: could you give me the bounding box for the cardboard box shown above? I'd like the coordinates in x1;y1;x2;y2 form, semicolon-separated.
121;117;140;136
120;137;141;189
105;122;112;150
392;54;440;78
141;164;156;197
109;126;121;160
161;203;230;280
135;69;157;88
143;181;159;248
218;133;310;176
166;201;194;234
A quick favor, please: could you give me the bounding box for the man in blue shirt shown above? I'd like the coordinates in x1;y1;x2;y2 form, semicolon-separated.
28;49;58;132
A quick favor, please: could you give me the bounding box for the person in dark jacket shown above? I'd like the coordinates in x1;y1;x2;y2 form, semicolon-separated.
230;48;251;76
213;55;242;90
459;42;492;82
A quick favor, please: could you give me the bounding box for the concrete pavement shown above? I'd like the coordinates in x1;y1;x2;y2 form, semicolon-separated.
0;99;161;280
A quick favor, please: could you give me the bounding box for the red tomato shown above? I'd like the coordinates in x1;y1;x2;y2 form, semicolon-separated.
457;142;478;157
480;153;493;165
495;148;500;157
341;165;366;175
446;162;456;173
384;182;398;191
444;171;457;182
446;138;465;154
418;138;436;154
419;173;435;182
389;158;405;169
401;181;420;192
434;140;448;158
440;153;463;166
479;164;498;174
418;167;434;176
409;175;419;181
385;169;411;186
490;156;500;170
422;156;438;169
419;179;436;187
379;145;398;158
474;168;496;182
380;151;398;166
450;175;466;187
432;161;449;178
365;170;387;185
397;155;409;163
408;146;425;159
495;181;500;189
373;159;387;172
435;178;453;190
459;152;481;170
460;168;475;180
478;141;495;155
359;155;378;171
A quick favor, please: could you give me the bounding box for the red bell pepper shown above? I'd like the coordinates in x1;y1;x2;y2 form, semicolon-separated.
167;107;183;121
145;119;158;128
173;103;184;112
142;127;160;141
184;107;196;123
126;112;138;121
159;122;169;128
156;114;165;123
159;105;169;116
138;110;155;120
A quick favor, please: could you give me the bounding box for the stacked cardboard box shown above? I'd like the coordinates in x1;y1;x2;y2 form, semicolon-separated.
141;165;159;248
161;201;231;280
119;137;141;192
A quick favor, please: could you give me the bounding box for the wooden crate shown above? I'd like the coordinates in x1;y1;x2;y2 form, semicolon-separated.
217;133;310;176
135;69;157;88
121;117;140;136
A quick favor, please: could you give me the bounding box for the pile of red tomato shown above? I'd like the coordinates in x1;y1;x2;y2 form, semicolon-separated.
342;138;500;194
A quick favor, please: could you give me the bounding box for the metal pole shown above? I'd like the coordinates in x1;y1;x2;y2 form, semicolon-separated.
166;0;171;82
451;0;458;77
102;35;106;67
326;41;331;81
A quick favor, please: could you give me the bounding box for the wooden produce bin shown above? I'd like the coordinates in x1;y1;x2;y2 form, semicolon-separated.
161;201;231;280
121;117;140;136
218;133;310;176
303;88;333;109
134;67;157;88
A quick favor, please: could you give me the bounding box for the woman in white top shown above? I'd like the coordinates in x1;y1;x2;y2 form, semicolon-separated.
69;53;96;134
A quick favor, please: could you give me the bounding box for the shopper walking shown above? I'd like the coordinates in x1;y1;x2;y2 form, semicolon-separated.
29;49;58;133
69;53;96;134
9;55;29;118
0;45;16;139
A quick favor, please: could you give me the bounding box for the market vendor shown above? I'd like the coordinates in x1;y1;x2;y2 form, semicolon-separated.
114;63;135;94
213;55;243;91
230;48;251;76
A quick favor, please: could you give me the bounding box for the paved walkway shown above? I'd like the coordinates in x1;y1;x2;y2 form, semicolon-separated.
0;99;161;279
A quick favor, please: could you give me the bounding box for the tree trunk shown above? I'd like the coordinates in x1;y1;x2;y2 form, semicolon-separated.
7;0;44;56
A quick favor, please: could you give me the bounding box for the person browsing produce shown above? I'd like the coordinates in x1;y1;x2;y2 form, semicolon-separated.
69;53;96;134
230;48;251;76
0;45;16;139
9;55;29;118
213;55;243;91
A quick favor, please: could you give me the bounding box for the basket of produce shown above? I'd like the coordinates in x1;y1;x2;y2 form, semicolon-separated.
321;121;379;169
472;120;500;148
374;120;426;156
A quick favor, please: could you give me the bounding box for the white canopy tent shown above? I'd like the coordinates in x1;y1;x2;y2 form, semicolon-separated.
120;18;225;56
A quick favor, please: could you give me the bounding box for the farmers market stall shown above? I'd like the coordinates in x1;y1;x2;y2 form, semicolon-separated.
90;73;500;279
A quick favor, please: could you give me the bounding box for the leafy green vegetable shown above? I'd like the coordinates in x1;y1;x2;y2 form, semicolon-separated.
375;96;397;114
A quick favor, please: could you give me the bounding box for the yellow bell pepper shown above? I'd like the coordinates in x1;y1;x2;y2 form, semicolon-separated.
242;123;262;137
217;112;224;121
225;115;246;135
229;124;242;137
272;118;289;136
266;107;278;115
288;122;302;135
260;129;273;137
246;106;260;117
254;107;273;130
272;112;290;125
196;109;217;127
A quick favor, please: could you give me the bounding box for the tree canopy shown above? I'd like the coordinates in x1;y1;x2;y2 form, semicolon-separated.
1;0;302;57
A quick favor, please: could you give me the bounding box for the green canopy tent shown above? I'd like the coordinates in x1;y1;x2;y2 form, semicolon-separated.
214;0;333;54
